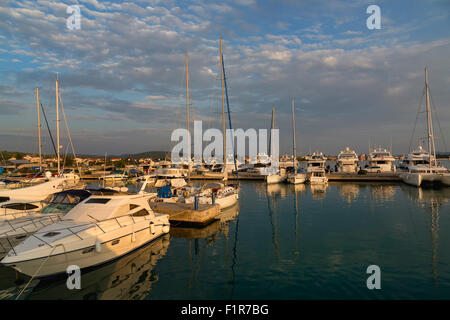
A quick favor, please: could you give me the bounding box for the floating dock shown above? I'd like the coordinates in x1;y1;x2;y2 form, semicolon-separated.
149;201;221;227
326;172;401;181
189;173;265;180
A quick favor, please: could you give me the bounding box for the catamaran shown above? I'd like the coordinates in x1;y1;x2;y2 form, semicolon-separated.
400;68;450;187
1;177;170;278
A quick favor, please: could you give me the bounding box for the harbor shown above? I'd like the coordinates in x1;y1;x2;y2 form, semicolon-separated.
1;0;450;305
0;180;450;299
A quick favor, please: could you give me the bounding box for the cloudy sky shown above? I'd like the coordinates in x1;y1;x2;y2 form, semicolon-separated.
0;0;449;156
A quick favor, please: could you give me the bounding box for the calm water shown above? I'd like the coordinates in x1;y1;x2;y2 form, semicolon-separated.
1;180;450;300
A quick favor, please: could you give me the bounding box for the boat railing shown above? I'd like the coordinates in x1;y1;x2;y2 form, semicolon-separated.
0;199;48;217
5;211;169;256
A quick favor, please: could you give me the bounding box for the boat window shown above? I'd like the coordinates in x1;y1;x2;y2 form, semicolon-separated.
86;198;111;204
43;231;61;237
0;197;10;203
132;209;149;217
111;239;120;246
130;204;139;210
82;247;95;254
1;203;39;210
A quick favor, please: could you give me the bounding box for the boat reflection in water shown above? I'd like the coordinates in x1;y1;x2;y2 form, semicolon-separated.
170;204;240;242
370;184;396;201
337;183;360;204
266;183;290;199
14;234;170;300
310;183;328;200
400;185;450;284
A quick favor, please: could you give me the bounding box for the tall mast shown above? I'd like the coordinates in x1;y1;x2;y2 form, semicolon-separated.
425;68;436;169
292;98;296;172
185;54;191;182
185;54;190;134
56;76;60;174
269;104;274;157
36;88;42;171
220;37;226;168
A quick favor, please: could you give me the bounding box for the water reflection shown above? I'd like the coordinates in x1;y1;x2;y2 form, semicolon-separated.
370;184;396;201
310;184;328;200
170;205;240;242
400;185;450;285
7;235;170;300
338;184;360;204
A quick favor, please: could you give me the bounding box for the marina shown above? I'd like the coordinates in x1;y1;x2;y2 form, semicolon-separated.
0;179;449;299
1;0;450;305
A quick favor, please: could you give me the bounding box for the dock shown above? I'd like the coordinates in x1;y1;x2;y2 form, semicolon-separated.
150;201;221;227
189;173;265;180
327;172;401;181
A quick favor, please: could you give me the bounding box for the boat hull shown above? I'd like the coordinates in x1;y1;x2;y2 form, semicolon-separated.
214;193;239;209
266;174;286;184
2;223;168;278
287;174;306;185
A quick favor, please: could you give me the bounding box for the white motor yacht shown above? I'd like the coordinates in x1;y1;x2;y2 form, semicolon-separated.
308;168;328;184
368;147;396;172
1;178;170;278
0;189;91;257
336;147;359;173
306;152;327;173
0;177;68;222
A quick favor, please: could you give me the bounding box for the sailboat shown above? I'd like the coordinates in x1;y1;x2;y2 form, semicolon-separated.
190;38;239;208
287;99;306;184
400;68;450;187
266;105;287;184
0;86;70;219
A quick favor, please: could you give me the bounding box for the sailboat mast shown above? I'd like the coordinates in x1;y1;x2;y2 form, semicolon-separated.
425;68;436;168
36;88;42;171
185;54;190;134
292;99;296;172
56;76;60;174
220;38;226;167
185;54;191;182
269;104;274;157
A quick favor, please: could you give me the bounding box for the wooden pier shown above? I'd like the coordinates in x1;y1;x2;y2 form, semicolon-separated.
150;201;221;227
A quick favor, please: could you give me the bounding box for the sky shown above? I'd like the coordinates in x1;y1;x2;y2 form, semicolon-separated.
0;0;449;156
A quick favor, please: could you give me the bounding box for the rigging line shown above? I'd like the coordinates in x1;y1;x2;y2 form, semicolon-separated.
428;86;448;153
58;92;81;174
40;103;57;157
221;50;239;183
408;87;426;153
